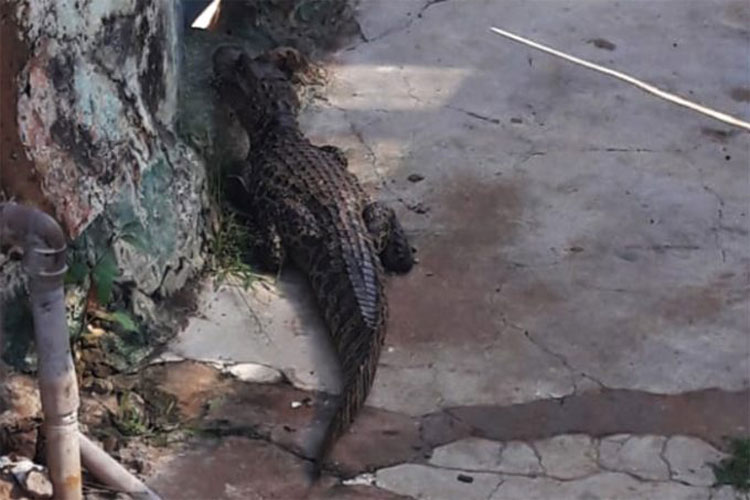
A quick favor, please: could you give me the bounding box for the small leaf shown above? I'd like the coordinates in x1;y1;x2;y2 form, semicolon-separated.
120;219;143;234
120;232;149;252
92;250;119;305
65;259;89;285
118;219;149;252
110;310;139;333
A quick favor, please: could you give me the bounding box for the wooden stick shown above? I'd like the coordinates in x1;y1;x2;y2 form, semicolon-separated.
489;26;750;132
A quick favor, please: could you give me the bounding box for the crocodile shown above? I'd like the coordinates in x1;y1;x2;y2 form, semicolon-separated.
211;46;414;475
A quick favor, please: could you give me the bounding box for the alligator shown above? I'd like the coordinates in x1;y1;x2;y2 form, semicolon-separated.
211;46;414;475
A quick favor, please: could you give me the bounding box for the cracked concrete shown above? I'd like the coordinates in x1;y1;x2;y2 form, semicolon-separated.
152;0;749;498
356;434;739;500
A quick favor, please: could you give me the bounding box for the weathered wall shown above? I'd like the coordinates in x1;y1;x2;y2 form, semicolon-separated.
1;0;208;302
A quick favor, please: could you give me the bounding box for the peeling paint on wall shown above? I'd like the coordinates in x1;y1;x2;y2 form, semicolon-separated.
8;0;206;290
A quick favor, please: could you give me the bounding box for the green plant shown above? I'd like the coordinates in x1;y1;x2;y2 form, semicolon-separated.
65;226;143;336
91;248;119;305
207;168;263;290
210;211;262;289
113;391;150;437
712;437;750;491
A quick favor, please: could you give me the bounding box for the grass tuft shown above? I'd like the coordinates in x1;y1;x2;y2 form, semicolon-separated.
207;167;263;290
712;437;750;491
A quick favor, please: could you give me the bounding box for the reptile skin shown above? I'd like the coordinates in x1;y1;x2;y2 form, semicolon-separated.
212;46;414;473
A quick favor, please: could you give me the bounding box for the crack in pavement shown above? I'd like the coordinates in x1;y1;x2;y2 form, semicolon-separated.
520;328;606;398
656;437;703;489
359;0;453;45
445;104;502;125
134;361;748;496
331;104;419;215
592;437;684;485
703;184;728;263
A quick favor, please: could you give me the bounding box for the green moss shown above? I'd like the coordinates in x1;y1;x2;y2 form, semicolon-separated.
712;438;750;491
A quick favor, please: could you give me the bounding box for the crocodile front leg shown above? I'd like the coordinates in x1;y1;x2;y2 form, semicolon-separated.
318;144;348;167
250;219;284;273
363;202;414;274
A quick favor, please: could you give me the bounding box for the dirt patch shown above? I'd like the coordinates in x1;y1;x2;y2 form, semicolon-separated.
5;359;729;491
147;435;409;500
700;127;738;143
657;285;724;325
655;273;746;326
446;388;749;451
140;361;748;481
729;87;750;102
141;361;231;419
387;173;524;347
0;2;53;212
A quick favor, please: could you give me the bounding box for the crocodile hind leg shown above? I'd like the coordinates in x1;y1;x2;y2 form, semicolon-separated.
363;202;414;274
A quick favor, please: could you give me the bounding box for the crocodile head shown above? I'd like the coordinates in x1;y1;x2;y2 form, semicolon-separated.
212;45;301;134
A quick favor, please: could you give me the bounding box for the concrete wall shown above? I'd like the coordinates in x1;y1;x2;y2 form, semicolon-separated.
1;0;209;360
1;0;207;291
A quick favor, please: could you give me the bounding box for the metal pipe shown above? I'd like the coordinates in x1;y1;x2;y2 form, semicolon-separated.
0;202;162;499
79;433;161;500
1;202;81;500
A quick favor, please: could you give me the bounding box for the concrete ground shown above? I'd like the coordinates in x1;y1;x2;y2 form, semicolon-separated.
149;0;749;498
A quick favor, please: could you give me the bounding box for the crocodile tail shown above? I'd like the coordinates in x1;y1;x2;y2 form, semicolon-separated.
307;242;387;477
315;318;384;462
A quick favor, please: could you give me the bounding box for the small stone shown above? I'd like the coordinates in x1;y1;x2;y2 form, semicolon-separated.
375;464;502;499
587;38;617;51
22;469;53;499
0;473;15;499
0;375;42;422
510;117;523;124
408;202;430;214
149;352;184;365
290;401;302;409
90;378;114;394
343;473;376;486
430;438;503;471
456;474;473;483
226;363;284;384
407;173;425;183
